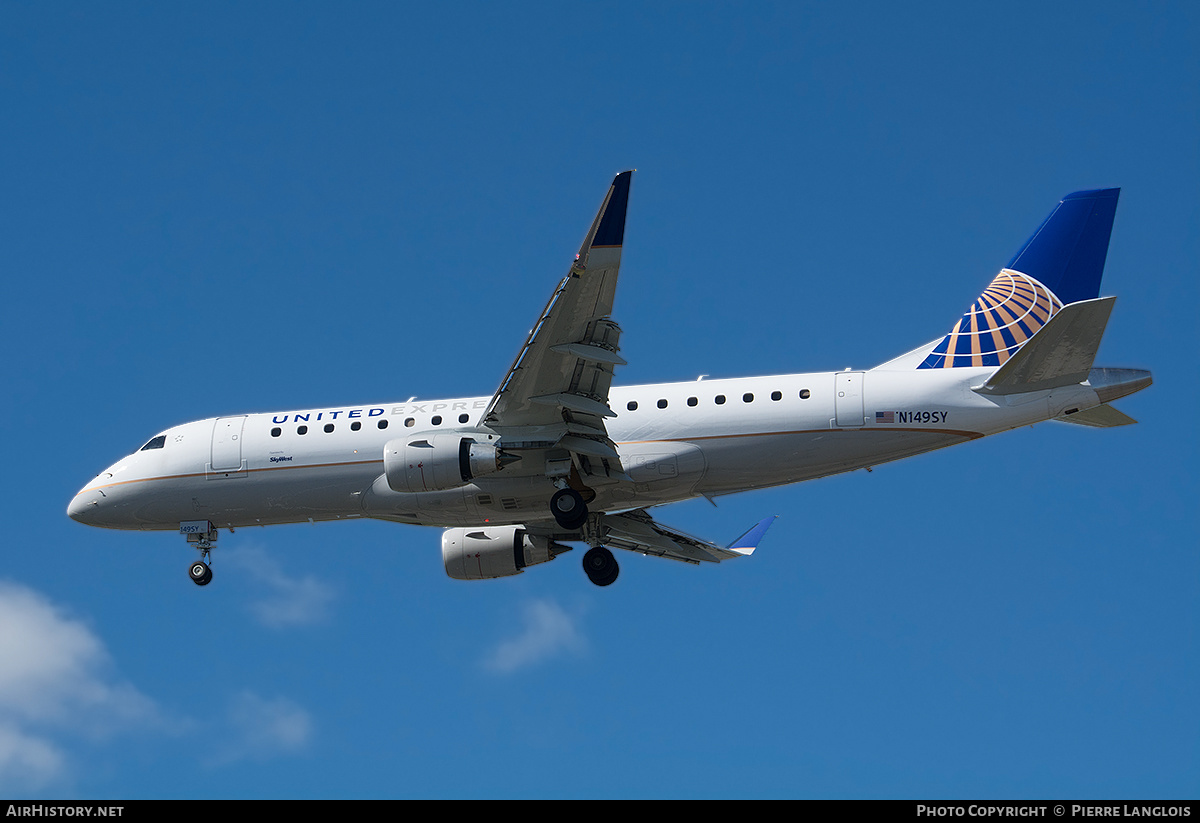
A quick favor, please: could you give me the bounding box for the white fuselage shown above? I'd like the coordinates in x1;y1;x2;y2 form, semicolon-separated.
67;366;1102;532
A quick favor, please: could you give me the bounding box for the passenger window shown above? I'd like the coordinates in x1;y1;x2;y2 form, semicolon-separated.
350;421;362;431
771;391;782;401
432;416;442;426
715;395;726;405
627;401;638;411
139;435;166;451
297;425;308;435
799;389;811;399
404;418;415;428
657;399;668;409
687;397;698;407
270;428;282;438
378;419;389;430
459;414;469;424
324;423;335;433
743;393;754;403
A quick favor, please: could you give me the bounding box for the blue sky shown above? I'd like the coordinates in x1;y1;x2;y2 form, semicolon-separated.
2;1;1197;799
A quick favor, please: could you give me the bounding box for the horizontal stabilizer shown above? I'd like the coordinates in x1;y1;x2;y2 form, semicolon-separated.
976;296;1115;395
1088;367;1153;404
1057;404;1137;427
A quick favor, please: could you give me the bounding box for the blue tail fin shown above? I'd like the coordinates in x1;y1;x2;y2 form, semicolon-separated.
918;188;1120;370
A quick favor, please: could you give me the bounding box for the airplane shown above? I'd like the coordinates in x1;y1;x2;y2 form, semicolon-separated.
67;171;1152;587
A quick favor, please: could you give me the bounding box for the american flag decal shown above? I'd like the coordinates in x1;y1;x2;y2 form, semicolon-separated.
876;411;895;423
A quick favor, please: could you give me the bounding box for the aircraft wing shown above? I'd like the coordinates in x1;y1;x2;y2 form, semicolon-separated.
482;171;633;475
597;509;776;565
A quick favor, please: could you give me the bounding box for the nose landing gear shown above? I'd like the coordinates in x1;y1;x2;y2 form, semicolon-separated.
189;560;213;586
181;520;217;587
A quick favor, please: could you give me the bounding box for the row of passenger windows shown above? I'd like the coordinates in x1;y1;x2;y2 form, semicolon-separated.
270;390;816;437
271;413;475;437
626;388;811;411
274;419;386;436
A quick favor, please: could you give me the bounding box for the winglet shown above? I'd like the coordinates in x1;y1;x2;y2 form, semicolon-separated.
588;170;633;249
725;516;777;556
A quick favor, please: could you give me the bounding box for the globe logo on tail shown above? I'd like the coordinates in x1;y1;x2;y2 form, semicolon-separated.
918;269;1063;369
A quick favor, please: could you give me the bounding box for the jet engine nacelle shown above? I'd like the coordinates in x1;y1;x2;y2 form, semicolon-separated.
383;433;511;494
441;526;569;581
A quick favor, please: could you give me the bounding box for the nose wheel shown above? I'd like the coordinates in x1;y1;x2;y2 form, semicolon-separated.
189;560;213;586
583;546;619;587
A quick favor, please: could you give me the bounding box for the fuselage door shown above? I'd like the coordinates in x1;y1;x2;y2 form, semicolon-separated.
211;416;247;473
834;372;865;427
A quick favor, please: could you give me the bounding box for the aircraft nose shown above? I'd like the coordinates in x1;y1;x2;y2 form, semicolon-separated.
67;489;100;524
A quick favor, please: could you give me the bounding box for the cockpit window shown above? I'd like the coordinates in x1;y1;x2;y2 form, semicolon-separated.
140;435;167;451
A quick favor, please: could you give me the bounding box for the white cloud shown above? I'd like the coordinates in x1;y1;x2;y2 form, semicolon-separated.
483;598;586;674
229;545;337;628
0;580;318;789
0;723;64;793
0;581;161;791
209;691;313;766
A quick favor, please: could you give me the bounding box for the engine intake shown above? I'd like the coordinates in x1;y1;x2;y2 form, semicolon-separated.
442;526;570;580
383;433;516;493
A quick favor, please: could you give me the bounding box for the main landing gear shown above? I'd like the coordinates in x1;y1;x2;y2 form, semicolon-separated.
583;546;619;587
547;487;618;586
181;520;217;587
550;487;589;530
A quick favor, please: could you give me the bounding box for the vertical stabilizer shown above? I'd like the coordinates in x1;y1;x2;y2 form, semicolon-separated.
918;189;1120;370
1007;188;1120;305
